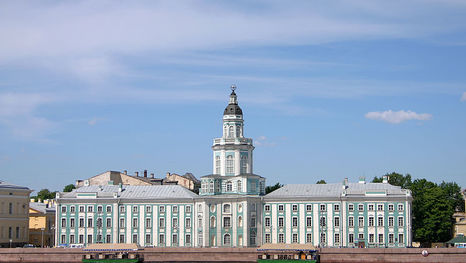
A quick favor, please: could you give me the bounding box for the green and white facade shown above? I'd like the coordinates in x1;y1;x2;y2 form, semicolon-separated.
55;87;412;248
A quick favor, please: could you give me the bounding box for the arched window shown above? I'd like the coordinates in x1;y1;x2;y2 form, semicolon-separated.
237;180;242;192
215;156;221;174
236;125;241;137
226;155;234;174
209;181;214;193
228;126;234;138
240;155;248;173
226;181;232;192
224;234;231;245
223;126;227;137
238;216;243;227
223;204;231;213
210;216;216;227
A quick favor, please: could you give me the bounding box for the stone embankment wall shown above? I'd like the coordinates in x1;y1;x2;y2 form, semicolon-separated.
319;248;466;263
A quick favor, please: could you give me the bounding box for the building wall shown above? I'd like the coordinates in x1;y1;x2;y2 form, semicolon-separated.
29;208;55;247
0;188;30;247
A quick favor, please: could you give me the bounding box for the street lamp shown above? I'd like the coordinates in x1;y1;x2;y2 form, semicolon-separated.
9;239;12;248
41;228;45;248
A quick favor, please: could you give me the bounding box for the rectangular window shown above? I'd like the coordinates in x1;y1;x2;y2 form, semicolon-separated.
358;217;364;227
349;233;354;243
292;204;298;212
119;234;125;243
278;233;284;243
145;234;151;244
388;204;394;211
388;217;394;227
292;233;298;243
172;206;178;213
369;217;374;227
368;204;374;211
378;234;384;244
264;205;270;212
185;218;191;228
132;206;138;213
320;233;326;244
159;234;165;245
79;206;84;213
369;234;374;243
97;206;103;213
185;234;191;245
348;204;354;211
377;204;383;211
320;204;326;211
132;218;138;228
172;218;178;228
106;205;112;213
378;217;384;227
159;218;165;228
306;217;312;227
61;234;66;244
87;234;92;244
358;204;364;211
348;216;354;227
70;206;75;213
106;218;112;228
278;205;284;212
8;227;12;239
159;206;165;213
87;206;93;213
146;218;151;228
119;218;125;228
265;233;271;243
223;217;230;228
172;234;178;245
9;203;12;214
389;233;394;244
306;233;312;243
334;204;340;211
334;233;340;244
132;234;138;244
398;216;404;227
398;204;404;211
146;206;151;213
358;233;364;240
292;217;298;227
70;218;75;228
306;204;312;212
265;217;271;227
97;234;103;243
334;217;340;227
398;234;404;244
79;234;84;244
119;206;125;213
106;234;111;243
61;206;67;213
251;217;256;227
320;216;326;227
278;217;284;228
61;218;66;228
15;226;19;238
186;205;191;213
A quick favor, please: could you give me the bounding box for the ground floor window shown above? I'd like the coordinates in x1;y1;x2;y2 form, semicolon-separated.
172;234;178;245
292;233;298;243
389;233;394;244
159;234;165;246
265;233;271;243
224;234;231;245
398;234;404;244
106;234;111;243
132;234;138;244
145;234;151;244
119;234;125;243
320;233;326;244
278;233;284;243
349;233;354;244
369;234;374;243
378;234;384;244
306;233;312;243
87;234;92;244
70;234;75;244
334;233;340;244
79;234;84;244
186;234;191;245
61;234;66;244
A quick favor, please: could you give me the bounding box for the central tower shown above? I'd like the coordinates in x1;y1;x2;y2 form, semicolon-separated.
200;85;265;195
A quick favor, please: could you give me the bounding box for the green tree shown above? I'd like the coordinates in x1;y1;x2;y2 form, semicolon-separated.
63;184;76;192
265;183;283;194
316;180;326;184
36;189;56;201
372;172;412;189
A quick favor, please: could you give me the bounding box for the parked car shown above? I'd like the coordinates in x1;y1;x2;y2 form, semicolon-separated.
23;244;35;248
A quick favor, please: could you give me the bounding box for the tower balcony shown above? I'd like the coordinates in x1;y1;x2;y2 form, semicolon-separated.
213;137;253;146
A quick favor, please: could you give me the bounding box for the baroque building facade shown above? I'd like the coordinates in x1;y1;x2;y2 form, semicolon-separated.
55;87;412;248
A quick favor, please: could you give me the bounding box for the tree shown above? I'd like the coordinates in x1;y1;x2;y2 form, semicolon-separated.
265;183;283;194
63;184;76;192
372;172;412;189
316;180;326;184
36;189;56;201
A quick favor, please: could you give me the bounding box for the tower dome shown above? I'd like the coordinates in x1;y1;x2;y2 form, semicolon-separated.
223;85;243;116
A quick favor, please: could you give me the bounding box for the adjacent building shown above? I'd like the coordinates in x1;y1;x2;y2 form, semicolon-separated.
0;180;32;247
56;86;412;248
452;190;466;237
29;200;56;247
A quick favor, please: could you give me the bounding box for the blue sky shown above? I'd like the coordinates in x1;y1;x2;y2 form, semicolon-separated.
0;0;465;193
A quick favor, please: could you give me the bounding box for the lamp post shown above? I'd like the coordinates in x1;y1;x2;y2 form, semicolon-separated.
9;239;12;248
41;228;45;248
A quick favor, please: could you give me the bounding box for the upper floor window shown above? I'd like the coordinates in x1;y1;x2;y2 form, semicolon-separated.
368;204;374;211
215;156;221;174
79;206;85;213
119;206;125;213
159;206;165;213
106;206;112;213
87;206;93;213
228;126;234;138
240;155;248;173
334;204;340;211
237;180;242;192
348;204;354;211
172;206;178;213
132;206;138;213
226;156;234;174
186;205;191;213
146;206;151;213
278;205;284;212
358;204;364;211
70;206;75;213
264;205;271;212
226;182;232;192
306;204;312;212
320;204;326;211
292;204;298;212
223;204;231;213
398;204;404;211
97;206;103;213
388;204;394;211
377;204;384;211
61;206;67;213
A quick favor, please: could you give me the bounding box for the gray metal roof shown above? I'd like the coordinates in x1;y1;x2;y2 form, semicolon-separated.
265;183;408;199
29;202;56;213
0;180;30;190
61;185;198;199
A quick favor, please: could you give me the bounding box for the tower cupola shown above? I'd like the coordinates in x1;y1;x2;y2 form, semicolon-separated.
223;85;243;116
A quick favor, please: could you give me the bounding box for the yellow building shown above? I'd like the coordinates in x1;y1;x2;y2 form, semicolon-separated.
0;180;32;247
453;190;466;237
29;200;55;247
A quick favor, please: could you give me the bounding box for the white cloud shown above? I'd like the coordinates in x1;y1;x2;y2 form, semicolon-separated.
365;110;432;124
461;92;466;101
255;136;276;147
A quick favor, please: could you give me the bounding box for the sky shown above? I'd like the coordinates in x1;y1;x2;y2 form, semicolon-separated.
0;0;465;193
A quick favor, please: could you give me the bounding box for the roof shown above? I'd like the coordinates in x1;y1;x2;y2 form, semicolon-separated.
446;234;466;244
183;173;200;183
224;90;243;116
0;180;30;190
29;202;56;213
265;183;408;199
60;185;198;200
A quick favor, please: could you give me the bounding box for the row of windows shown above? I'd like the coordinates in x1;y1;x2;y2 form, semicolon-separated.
264;215;404;228
61;205;192;214
0;202;28;215
61;233;192;246
209;215;256;228
0;226;23;239
264;203;405;213
61;217;192;229
264;233;405;245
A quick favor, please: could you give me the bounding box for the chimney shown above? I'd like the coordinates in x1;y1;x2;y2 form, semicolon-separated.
342;178;348;189
150;173;155;178
123;170;127;175
144;170;148;178
382;175;389;184
135;171;139;177
359;176;366;184
166;172;170;178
